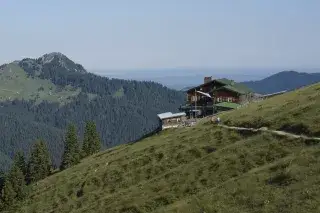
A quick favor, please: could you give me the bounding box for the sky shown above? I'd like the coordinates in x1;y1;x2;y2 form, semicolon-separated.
0;0;320;73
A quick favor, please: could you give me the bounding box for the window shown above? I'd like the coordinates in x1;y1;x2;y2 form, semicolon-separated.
191;96;198;102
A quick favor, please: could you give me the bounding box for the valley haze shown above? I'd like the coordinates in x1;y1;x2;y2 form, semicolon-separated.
94;68;320;90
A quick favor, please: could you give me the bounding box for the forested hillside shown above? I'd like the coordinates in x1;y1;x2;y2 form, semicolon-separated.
0;53;185;171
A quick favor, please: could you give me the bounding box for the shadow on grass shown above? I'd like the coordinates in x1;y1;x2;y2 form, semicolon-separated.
267;171;296;187
279;122;311;136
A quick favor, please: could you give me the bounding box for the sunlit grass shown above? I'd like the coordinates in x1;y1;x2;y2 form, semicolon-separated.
221;83;320;136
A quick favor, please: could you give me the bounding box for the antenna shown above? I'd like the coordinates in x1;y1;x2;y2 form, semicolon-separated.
190;91;193;120
195;88;197;119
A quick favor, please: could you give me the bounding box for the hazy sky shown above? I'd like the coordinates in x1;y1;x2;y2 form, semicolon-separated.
0;0;319;71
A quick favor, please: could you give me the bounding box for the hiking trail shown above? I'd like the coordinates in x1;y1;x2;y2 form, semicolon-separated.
218;124;320;141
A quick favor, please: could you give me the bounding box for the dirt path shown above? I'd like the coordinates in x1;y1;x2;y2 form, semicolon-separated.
0;88;19;94
218;124;320;141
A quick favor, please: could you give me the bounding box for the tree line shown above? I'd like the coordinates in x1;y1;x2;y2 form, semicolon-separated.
0;121;101;211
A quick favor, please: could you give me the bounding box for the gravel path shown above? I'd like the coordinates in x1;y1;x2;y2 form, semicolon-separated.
218;124;320;141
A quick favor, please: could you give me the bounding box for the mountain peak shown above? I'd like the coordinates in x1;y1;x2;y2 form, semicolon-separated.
39;52;70;66
39;52;87;73
278;70;300;75
18;52;87;75
40;52;67;64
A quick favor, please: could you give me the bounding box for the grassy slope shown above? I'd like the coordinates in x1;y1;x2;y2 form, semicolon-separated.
0;63;81;104
11;83;320;213
222;83;320;137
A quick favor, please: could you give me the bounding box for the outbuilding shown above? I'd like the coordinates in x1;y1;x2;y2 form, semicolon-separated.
157;112;187;130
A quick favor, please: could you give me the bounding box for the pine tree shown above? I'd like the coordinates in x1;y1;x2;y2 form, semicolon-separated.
90;122;101;154
0;179;16;209
60;124;80;170
13;152;27;178
81;121;91;158
7;165;26;201
0;171;5;194
81;121;101;158
26;140;52;184
0;172;4;210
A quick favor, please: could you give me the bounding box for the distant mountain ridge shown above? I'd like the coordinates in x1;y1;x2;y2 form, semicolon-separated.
180;71;320;94
242;71;320;94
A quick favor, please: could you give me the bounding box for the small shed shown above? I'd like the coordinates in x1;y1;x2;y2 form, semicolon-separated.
157;112;187;130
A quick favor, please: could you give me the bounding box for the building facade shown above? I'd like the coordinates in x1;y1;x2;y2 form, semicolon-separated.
180;77;253;117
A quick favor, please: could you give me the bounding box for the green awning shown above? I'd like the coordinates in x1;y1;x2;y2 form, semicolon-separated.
214;102;240;109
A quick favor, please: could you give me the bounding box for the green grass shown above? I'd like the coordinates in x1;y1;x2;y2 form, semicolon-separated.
160;146;320;213
8;82;320;213
221;83;320;137
0;63;81;104
113;87;124;98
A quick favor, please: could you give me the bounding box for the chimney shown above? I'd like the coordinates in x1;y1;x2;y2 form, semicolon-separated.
204;76;212;84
